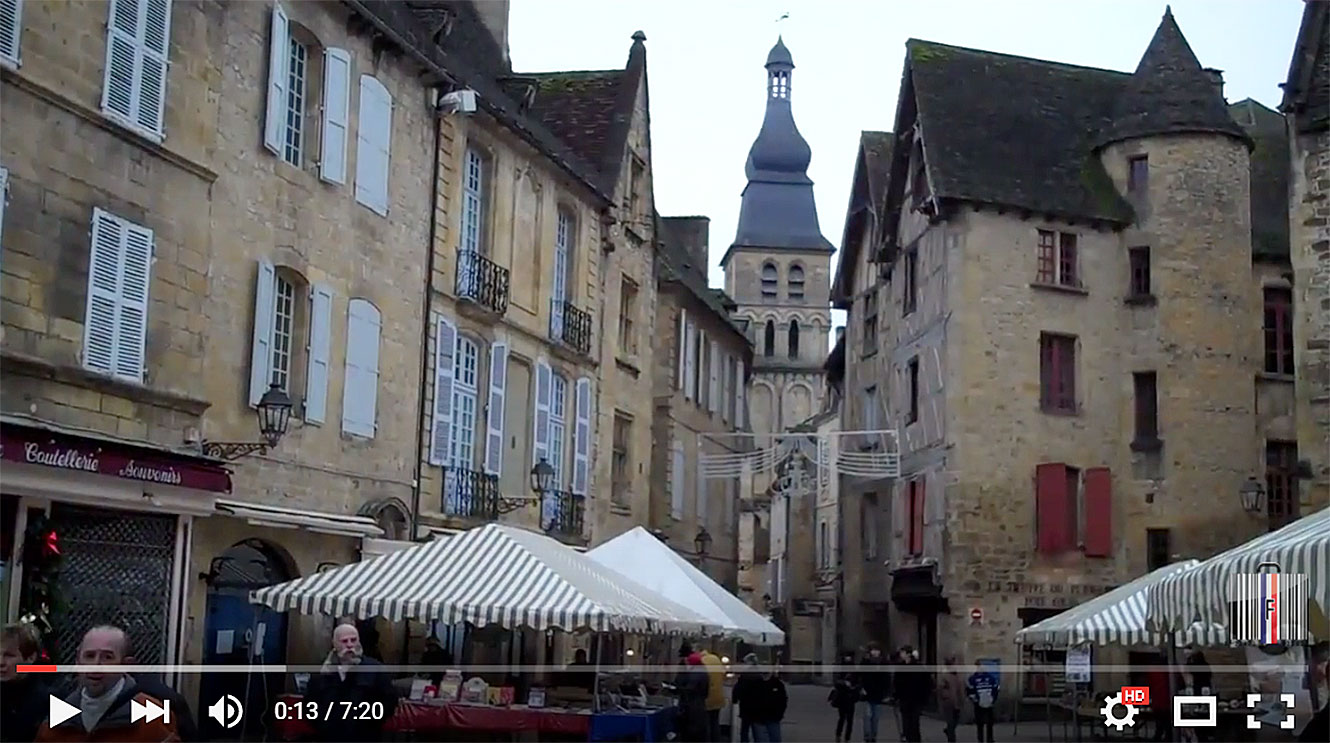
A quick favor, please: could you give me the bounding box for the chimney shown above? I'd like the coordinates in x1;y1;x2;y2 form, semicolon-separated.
1203;67;1225;102
474;0;510;65
662;216;712;281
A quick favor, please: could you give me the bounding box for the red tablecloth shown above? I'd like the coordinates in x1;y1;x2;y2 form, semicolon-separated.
274;695;591;739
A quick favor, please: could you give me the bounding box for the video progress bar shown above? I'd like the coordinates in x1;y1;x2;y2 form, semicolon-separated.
18;663;1275;674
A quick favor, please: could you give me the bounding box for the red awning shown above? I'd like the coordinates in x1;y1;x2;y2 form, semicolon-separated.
1;420;232;494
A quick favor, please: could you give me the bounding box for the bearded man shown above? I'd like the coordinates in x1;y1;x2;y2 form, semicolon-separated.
303;623;398;742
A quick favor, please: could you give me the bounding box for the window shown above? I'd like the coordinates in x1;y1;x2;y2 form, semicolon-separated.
788;264;805;299
462;147;488;255
249;261;328;416
270;275;297;391
280;38;309;167
763;320;775;357
628;156;645;215
907;357;920;424
341;299;381;438
1039;333;1077;413
818;521;829;568
1263;288;1293;375
1128;246;1151;297
549;374;568;488
618;276;638;355
1132;372;1159;445
1146;528;1171;571
1;0;23;68
1127;155;1148;194
862;287;879;356
760;262;778;297
862;493;878;560
354;75;393;215
1036;230;1079;287
864;386;879;431
101;0;172;139
1265;441;1299;528
787;320;800;359
902;250;917;315
449;336;480;470
769;69;789;99
671;442;685;519
611;414;631;507
907;480;924;557
83;208;154;383
553;209;573;306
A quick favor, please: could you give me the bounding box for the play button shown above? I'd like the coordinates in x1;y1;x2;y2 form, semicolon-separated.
49;695;80;727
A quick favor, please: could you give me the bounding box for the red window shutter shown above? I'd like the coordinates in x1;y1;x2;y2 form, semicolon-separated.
1035;463;1070;553
908;480;925;556
1083;467;1113;557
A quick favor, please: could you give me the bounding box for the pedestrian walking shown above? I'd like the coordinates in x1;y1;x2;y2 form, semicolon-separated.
701;647;726;741
2;622;49;742
303;623;399;742
732;654;763;743
35;625;181;742
828;650;860;742
746;668;787;742
937;656;965;743
856;643;891;743
892;647;930;743
966;661;1000;743
672;644;710;743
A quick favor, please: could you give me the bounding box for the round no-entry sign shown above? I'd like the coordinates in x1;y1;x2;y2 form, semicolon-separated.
970;607;983;622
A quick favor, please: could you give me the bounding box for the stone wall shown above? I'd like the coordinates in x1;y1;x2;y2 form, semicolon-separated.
1290;125;1330;509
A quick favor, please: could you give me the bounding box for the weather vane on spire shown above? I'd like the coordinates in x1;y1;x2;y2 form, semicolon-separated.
776;11;790;25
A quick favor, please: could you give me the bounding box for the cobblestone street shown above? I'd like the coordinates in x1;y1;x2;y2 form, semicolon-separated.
777;684;1052;743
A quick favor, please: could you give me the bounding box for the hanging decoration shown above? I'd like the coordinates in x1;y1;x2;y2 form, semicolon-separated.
17;511;63;661
697;430;902;481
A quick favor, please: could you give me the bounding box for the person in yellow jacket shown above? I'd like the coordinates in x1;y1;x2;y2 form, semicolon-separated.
700;649;727;741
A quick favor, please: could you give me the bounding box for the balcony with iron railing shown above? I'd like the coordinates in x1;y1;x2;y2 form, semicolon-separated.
548;299;593;356
540;489;585;540
455;250;510;316
442;465;501;520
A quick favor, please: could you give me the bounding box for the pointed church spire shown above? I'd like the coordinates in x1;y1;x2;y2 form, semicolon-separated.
1097;7;1250;149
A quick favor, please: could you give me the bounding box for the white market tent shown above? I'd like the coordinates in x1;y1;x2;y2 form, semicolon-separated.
249;523;718;635
1147;506;1330;641
586;526;785;646
1015;560;1228;648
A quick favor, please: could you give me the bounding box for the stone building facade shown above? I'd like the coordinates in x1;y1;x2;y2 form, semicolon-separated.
830;9;1296;693
722;39;834;440
1282;0;1330;517
649;215;753;592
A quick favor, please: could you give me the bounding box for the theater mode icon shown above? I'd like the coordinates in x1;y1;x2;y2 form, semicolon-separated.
130;698;171;724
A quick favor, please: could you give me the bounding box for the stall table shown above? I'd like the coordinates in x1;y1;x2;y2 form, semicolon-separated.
588;707;676;742
274;694;592;740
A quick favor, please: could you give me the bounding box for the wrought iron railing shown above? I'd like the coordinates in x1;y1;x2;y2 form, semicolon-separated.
548;299;593;355
455;250;510;315
540;489;585;539
442;466;501;519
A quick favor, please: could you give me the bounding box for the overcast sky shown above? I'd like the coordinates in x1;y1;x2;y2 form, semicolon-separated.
509;0;1303;333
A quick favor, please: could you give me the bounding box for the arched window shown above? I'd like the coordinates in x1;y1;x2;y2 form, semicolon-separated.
788;264;805;299
761;262;778;297
764;320;776;357
788;319;800;358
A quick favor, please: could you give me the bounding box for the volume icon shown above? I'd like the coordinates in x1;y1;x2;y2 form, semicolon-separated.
208;695;243;729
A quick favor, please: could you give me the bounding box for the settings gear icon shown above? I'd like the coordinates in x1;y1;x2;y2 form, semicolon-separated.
1100;692;1140;730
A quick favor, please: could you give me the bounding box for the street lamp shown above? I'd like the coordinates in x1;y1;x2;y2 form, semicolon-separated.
1239;477;1265;514
694;527;712;557
201;383;293;460
530;458;555;495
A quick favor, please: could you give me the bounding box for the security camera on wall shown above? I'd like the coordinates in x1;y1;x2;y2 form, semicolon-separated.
437;89;477;115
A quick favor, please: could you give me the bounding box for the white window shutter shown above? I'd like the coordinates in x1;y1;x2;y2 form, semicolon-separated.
708;339;720;414
355;75;392;216
341;299;381;437
720;355;731;423
263;3;289;154
572;377;592;496
697;454;707;522
0;166;8;256
671;442;684;520
135;0;171;136
319;48;351;184
676;309;687;390
0;0;23;67
114;220;153;382
533;359;553;469
248;259;277;406
428;315;457;465
82;210;125;377
483;342;508;475
303;283;333;423
734;361;745;429
684;321;696;400
100;0;138;125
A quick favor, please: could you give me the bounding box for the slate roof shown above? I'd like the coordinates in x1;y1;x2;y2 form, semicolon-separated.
1231;99;1290;260
860;131;894;213
1096;8;1251;149
1281;0;1330;130
657;220;752;347
831;132;894;306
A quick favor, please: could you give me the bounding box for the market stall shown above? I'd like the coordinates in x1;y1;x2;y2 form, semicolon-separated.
1013;560;1229;741
250;523;718;740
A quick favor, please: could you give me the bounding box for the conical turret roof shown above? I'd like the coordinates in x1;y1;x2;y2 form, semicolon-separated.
1097;7;1250;149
